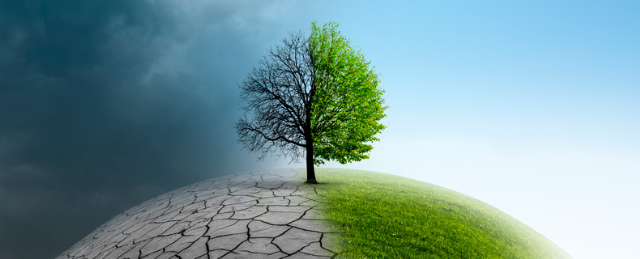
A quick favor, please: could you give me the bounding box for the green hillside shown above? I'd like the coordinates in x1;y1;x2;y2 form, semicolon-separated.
308;168;572;259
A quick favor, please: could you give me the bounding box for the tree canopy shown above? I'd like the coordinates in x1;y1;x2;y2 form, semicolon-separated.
236;22;387;183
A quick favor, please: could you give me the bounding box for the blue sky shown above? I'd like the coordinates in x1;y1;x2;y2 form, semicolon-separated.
0;1;637;258
305;1;640;258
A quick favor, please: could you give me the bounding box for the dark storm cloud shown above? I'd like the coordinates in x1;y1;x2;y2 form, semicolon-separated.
0;1;295;258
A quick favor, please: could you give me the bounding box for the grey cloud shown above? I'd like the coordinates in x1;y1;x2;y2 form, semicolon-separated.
0;1;303;258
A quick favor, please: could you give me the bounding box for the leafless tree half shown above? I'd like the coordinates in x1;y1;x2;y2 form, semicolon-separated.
235;32;318;183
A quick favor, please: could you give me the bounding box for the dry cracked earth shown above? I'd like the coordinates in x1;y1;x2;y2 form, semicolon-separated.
56;169;342;259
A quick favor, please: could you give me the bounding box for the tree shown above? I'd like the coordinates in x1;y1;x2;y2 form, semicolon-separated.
236;22;388;183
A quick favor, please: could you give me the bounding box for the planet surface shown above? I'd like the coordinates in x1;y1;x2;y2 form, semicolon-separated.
58;168;570;258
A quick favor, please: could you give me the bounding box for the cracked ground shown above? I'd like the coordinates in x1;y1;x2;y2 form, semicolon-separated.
56;169;342;259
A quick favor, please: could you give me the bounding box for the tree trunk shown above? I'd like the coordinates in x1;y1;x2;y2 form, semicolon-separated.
305;140;318;184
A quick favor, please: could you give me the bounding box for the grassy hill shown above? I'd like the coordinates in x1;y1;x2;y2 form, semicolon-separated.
308;168;572;259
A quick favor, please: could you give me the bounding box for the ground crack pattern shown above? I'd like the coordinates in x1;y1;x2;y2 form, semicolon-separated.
56;169;342;259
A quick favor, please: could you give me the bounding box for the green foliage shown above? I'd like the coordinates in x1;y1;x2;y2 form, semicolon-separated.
309;22;388;165
312;168;572;259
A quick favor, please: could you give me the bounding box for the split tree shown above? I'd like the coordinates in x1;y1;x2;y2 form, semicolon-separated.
236;22;388;183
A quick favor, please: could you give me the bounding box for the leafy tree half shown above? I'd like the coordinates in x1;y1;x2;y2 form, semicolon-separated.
236;22;387;183
310;22;388;166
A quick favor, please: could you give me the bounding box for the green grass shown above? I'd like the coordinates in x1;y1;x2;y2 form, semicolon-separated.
308;168;571;259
